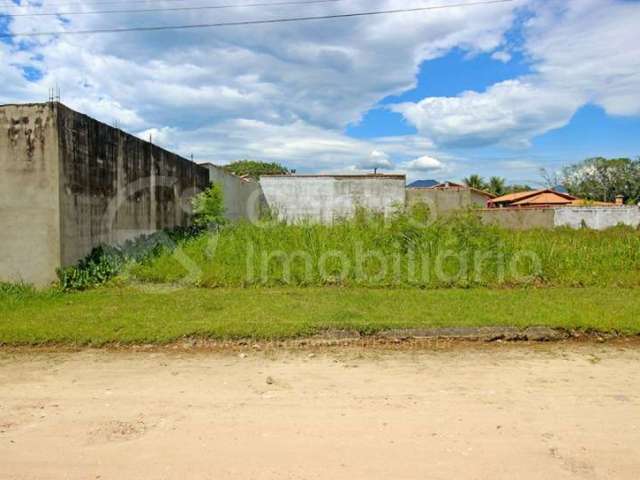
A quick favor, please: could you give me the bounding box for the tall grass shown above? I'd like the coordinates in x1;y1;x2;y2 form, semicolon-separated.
128;209;640;288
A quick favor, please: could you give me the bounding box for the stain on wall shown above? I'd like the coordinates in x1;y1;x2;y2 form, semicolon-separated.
56;104;209;267
0;103;62;286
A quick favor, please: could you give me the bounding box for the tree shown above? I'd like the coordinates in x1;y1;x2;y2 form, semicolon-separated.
504;183;533;194
463;173;531;196
540;167;563;189
463;174;487;191
192;183;226;228
561;157;640;203
487;176;507;196
224;160;289;180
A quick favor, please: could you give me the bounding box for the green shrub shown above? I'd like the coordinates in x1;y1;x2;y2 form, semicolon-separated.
192;183;226;228
0;282;36;298
57;226;204;291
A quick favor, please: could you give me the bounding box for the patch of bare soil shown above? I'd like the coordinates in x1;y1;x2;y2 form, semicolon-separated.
1;343;639;479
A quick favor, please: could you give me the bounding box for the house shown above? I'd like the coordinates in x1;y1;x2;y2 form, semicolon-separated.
487;189;616;208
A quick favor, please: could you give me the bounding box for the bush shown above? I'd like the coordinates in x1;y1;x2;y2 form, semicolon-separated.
223;160;289;179
192;183;226;228
57;226;204;291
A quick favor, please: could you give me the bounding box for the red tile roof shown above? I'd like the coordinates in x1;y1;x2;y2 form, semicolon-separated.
488;189;576;207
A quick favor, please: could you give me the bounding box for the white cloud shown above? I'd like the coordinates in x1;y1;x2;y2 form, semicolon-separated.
393;0;640;148
5;0;638;173
491;50;511;63
403;155;444;171
393;79;583;147
358;150;393;170
0;0;520;168
132;117;432;174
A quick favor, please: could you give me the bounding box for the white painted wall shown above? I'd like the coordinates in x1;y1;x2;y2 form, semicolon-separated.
259;175;406;223
553;207;640;229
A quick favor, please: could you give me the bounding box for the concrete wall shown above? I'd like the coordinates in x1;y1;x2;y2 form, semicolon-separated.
260;175;406;223
56;104;209;267
554;207;640;229
478;206;640;230
478;208;555;230
407;187;489;216
0;102;209;286
0;103;62;285
201;163;265;222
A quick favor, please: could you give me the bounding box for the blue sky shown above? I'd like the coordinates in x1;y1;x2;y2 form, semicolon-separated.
347;43;640;185
1;0;640;185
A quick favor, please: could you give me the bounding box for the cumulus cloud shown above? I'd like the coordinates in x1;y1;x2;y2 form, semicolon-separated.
402;155;444;172
393;79;584;147
131;117;431;174
393;0;640;148
358;150;393;170
4;0;637;172
0;0;520;168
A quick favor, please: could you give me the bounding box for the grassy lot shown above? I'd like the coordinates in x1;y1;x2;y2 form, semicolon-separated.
129;213;640;288
1;286;639;345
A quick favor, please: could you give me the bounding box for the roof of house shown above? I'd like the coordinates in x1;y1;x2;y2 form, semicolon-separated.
488;189;621;208
407;179;439;188
489;189;577;205
433;181;465;188
510;191;576;206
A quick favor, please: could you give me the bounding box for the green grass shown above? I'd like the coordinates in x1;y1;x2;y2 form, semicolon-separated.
1;286;639;345
128;211;640;288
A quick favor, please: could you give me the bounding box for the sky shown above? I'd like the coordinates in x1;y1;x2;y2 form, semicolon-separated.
1;0;640;185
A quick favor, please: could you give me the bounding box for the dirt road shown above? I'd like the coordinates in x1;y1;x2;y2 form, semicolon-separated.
1;343;639;479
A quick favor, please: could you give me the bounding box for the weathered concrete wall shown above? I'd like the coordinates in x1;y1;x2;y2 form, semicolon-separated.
0;104;62;285
407;187;489;216
201;163;265;222
0;102;209;286
554;207;640;229
478;206;640;230
260;175;406;223
56;104;209;267
478;208;556;230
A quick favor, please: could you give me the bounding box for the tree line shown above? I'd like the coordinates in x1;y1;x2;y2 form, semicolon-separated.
464;157;640;203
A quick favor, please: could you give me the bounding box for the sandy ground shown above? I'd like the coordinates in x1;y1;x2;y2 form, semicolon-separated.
1;343;640;479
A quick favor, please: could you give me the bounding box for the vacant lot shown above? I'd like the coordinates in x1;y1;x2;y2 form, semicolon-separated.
1;286;640;345
129;216;640;288
1;344;639;479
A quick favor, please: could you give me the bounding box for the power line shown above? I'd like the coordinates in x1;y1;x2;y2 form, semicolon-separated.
2;0;344;17
0;0;192;7
0;0;514;38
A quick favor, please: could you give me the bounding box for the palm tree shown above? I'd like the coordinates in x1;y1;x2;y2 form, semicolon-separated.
487;176;507;196
463;174;486;191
